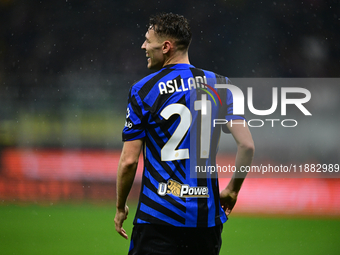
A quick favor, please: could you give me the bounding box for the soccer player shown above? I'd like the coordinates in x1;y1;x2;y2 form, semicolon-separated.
114;13;254;255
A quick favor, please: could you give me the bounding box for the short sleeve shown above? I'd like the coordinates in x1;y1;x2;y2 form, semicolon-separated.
225;88;246;122
122;87;147;141
222;79;246;133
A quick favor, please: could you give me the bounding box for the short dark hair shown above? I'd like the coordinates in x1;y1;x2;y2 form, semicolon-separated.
148;13;192;51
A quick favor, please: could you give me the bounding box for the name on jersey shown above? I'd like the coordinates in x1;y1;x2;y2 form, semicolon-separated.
157;179;209;198
158;76;207;95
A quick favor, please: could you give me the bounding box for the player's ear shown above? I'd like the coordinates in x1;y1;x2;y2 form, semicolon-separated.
162;40;172;54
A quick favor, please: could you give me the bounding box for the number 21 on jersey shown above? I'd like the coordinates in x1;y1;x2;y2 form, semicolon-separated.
160;95;212;161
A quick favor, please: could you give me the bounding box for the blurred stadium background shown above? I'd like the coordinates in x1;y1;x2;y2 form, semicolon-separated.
0;0;339;254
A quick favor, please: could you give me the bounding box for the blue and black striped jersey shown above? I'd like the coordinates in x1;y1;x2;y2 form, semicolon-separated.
122;63;245;227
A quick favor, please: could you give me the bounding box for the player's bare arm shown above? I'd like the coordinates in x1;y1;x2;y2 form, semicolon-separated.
115;139;143;239
220;120;254;216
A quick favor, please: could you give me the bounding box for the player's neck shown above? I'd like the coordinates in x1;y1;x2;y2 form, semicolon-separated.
162;52;190;67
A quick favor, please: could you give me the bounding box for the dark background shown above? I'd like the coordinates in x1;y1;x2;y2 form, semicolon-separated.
1;0;338;78
0;0;339;161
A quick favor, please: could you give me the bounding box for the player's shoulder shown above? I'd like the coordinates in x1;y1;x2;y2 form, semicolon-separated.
192;66;228;81
130;72;160;92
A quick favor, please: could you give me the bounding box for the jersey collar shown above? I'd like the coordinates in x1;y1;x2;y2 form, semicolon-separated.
161;63;195;70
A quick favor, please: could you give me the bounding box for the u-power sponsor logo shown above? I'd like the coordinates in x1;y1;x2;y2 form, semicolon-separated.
157;179;209;198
